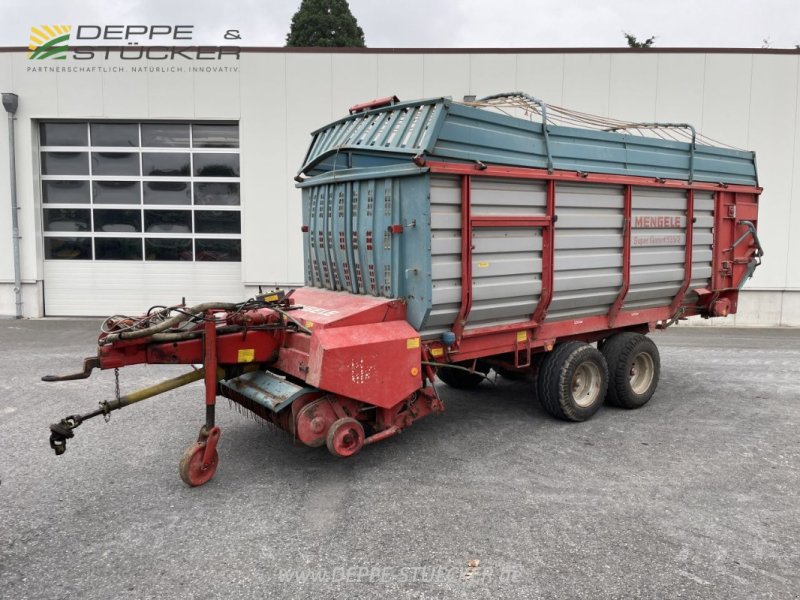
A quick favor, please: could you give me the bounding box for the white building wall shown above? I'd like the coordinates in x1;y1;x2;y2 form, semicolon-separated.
0;49;797;324
0;53;12;287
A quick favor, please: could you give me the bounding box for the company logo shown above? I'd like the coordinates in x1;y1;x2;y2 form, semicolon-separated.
24;24;241;64
28;25;72;60
633;215;684;229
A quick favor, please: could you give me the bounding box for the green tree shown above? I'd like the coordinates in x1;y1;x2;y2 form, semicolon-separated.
624;32;656;48
286;0;366;47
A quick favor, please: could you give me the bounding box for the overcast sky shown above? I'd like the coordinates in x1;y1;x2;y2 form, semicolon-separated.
2;0;799;48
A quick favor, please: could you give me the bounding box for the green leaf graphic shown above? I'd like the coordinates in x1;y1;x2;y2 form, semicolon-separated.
29;33;70;60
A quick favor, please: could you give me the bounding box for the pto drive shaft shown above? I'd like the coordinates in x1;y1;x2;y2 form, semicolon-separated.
48;368;212;455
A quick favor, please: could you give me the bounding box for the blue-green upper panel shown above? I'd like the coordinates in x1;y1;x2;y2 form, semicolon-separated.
299;97;758;187
300;98;445;176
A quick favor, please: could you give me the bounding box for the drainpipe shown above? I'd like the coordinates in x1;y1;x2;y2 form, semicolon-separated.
2;93;21;319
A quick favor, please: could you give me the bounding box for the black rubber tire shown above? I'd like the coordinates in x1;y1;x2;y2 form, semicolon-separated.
537;342;609;422
437;361;489;390
601;333;660;409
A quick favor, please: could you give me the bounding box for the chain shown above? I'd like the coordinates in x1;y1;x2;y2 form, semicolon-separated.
103;367;121;423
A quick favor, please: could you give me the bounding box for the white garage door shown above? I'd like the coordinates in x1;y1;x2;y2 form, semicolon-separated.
39;121;246;316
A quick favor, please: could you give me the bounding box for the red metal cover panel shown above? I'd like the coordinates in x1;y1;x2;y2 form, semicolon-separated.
306;321;422;408
713;191;761;291
290;288;405;329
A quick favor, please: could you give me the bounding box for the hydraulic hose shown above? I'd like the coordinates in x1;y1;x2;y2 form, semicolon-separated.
101;302;239;344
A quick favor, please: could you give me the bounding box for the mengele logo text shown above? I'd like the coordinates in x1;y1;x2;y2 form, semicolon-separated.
633;215;684;229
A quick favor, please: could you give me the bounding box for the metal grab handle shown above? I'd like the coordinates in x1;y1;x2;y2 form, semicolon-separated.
733;220;763;256
733;220;764;289
476;92;554;172
605;122;697;182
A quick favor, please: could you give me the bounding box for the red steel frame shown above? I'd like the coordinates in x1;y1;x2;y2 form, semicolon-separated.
669;190;695;315
530;179;556;327
204;316;218;410
425;160;761;363
452;175;473;341
607;185;632;327
427;161;761;194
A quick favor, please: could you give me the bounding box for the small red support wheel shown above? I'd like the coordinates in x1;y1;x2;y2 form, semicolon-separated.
326;418;365;458
179;442;219;487
179;426;221;487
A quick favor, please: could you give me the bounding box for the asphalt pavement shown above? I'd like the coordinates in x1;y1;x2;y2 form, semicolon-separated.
1;320;798;599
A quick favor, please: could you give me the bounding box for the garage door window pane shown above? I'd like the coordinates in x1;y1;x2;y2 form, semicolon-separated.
93;181;141;204
90;123;139;147
95;237;143;260
141;124;190;148
193;153;239;177
142;153;190;177
145;238;192;261
192;124;238;148
143;181;191;205
40;123;87;146
93;209;142;233
145;210;192;233
40;121;240;265
43;180;90;204
195;210;240;234
196;239;241;261
44;208;91;232
41;152;89;175
92;152;140;176
45;237;91;259
194;182;239;205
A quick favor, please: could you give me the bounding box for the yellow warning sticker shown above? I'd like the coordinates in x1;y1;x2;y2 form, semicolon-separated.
263;294;279;303
305;321;314;328
407;337;420;349
430;347;444;357
516;331;528;342
477;261;489;268
237;348;255;363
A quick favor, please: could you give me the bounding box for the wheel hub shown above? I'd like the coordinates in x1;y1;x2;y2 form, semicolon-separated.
571;362;602;408
327;417;365;458
629;352;655;395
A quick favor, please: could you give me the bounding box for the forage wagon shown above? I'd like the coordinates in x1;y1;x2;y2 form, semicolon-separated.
45;93;763;486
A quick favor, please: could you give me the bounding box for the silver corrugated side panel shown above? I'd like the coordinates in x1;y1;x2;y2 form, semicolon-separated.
425;176;549;336
465;178;546;330
625;188;689;310
427;176;462;333
685;191;715;305
546;183;625;322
